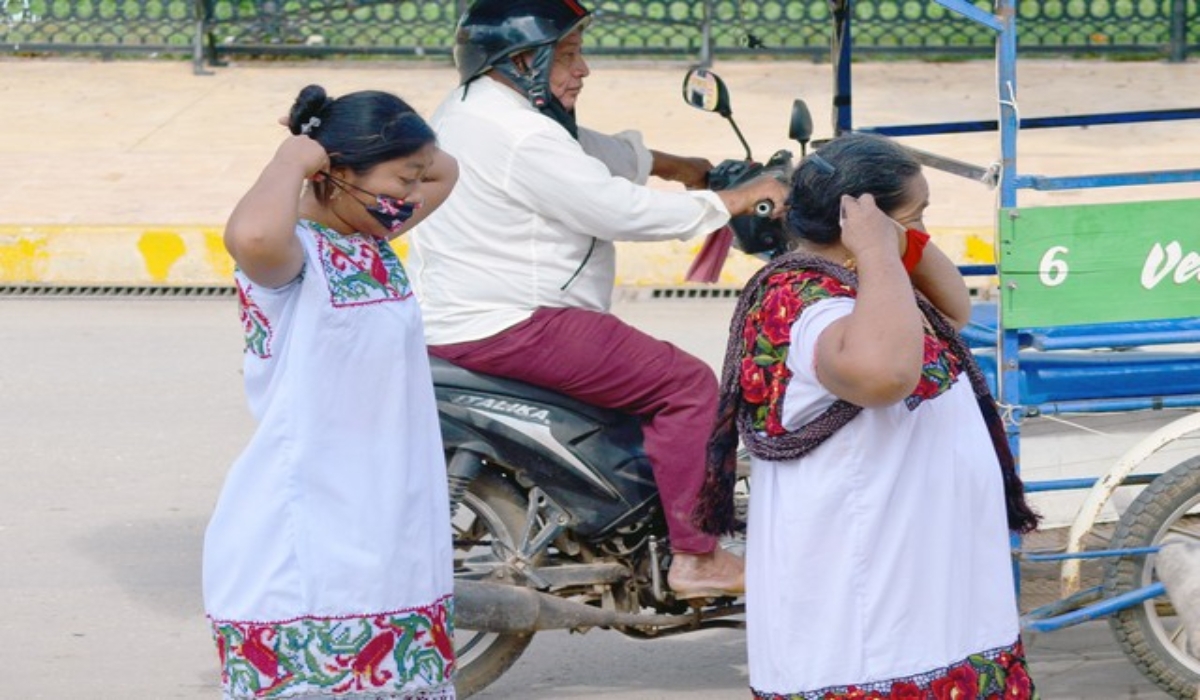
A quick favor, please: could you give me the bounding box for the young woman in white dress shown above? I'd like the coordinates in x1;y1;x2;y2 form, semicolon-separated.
203;84;459;700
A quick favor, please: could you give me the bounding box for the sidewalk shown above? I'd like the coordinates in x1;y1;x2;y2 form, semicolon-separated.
2;56;1198;286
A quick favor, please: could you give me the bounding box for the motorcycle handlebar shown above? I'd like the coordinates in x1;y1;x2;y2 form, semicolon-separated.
707;152;794;257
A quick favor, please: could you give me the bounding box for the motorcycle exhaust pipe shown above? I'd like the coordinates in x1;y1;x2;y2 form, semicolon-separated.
454;580;689;633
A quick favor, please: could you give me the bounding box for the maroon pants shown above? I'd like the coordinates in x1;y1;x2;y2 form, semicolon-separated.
430;306;719;554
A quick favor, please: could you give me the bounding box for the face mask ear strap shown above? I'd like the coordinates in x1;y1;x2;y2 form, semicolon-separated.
321;171;358;192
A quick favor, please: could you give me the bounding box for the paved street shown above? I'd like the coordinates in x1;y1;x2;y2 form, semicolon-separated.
0;296;1176;698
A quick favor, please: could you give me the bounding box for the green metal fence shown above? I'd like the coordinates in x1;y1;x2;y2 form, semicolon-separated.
1;0;197;54
2;0;1196;68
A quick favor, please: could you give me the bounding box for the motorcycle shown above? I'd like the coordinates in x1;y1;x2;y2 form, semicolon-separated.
441;69;811;697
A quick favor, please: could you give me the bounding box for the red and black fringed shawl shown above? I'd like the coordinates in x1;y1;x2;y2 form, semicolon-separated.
695;252;1040;536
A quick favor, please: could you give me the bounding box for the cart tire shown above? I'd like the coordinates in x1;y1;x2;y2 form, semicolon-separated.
452;470;536;698
1103;455;1200;700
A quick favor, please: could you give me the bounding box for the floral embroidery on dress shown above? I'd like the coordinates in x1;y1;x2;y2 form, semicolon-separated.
211;596;455;699
751;640;1037;700
905;322;964;410
739;269;963;434
237;275;274;359
739;270;855;436
309;220;413;307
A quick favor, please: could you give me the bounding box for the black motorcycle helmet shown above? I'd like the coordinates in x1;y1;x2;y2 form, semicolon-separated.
453;0;592;111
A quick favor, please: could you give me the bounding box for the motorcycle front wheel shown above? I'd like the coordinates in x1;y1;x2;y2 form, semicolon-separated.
452;469;537;698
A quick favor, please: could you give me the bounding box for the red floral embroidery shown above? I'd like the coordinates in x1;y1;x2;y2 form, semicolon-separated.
749;640;1035;700
905;332;963;410
743;313;760;351
888;681;924;700
742;357;770;404
739;265;973;432
760;282;804;345
335;628;397;692
1003;663;1033;699
237;276;274;359
210;597;454;698
310;220;412;307
739;270;855;436
930;664;979;700
834;688;886;700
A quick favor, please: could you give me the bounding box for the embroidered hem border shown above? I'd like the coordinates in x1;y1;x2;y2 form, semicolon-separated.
221;688;457;700
210;596;455;699
750;639;1037;700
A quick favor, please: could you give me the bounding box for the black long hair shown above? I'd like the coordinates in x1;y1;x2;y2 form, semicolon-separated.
286;84;436;204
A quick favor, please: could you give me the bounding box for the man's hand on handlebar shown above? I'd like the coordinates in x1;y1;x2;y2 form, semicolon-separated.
716;173;789;219
650;150;715;190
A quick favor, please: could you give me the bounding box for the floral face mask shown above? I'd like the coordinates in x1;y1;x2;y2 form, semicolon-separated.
323;172;419;235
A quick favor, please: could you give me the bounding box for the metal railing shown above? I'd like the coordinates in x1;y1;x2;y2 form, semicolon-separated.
2;0;1196;72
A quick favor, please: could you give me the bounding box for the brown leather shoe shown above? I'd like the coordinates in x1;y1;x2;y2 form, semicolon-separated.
667;546;745;600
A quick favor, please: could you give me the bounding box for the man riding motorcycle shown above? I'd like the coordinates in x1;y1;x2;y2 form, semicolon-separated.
408;0;787;599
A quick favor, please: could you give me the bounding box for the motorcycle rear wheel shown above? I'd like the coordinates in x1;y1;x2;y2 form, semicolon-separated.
453;470;537;698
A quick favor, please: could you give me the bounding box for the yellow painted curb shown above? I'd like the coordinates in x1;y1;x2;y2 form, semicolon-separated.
0;225;996;287
0;225;231;286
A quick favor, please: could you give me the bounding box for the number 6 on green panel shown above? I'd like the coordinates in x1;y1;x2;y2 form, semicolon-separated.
997;199;1200;328
1038;245;1070;287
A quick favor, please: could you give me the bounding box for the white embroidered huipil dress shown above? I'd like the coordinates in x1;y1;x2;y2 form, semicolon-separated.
203;220;456;700
746;296;1031;699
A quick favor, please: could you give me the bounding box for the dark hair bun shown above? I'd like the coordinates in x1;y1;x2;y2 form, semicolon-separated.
288;84;333;135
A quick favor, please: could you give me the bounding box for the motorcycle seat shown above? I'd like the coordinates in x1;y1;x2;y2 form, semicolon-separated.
429;355;634;426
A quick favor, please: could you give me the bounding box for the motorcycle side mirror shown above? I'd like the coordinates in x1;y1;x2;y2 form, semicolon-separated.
789;99;814;156
681;67;753;161
682;67;732;116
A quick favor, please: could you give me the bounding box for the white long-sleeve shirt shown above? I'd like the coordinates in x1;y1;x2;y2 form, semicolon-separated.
408;78;731;345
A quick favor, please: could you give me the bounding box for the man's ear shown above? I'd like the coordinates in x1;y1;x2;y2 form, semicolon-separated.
510;50;533;74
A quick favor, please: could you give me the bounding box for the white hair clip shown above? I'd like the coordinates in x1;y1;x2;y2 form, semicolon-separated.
300;116;322;135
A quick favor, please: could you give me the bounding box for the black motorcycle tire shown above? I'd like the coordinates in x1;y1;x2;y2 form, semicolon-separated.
1103;455;1200;700
453;470;538;698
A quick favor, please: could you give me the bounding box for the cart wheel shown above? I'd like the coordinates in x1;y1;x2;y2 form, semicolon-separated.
1103;455;1200;700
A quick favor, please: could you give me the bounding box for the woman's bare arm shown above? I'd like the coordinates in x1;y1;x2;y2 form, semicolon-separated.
909;240;971;330
388;147;458;239
815;195;925;407
224;135;328;288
